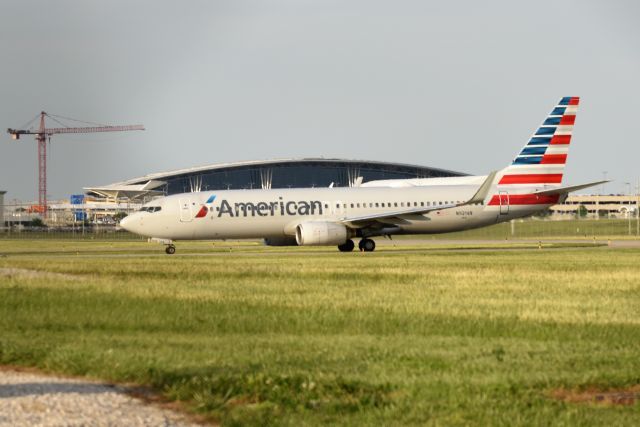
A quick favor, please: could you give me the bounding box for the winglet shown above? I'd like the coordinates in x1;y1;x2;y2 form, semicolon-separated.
465;171;497;205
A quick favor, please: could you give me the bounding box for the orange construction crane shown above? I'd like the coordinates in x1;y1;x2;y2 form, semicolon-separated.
7;111;144;216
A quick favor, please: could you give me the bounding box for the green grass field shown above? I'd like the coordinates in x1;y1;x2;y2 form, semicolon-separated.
2;218;640;241
1;240;639;426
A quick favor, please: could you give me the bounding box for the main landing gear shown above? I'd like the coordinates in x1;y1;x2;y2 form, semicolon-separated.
337;238;376;252
358;238;376;252
338;239;355;252
165;244;176;255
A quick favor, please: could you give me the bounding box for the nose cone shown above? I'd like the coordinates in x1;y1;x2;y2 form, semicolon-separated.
119;214;135;233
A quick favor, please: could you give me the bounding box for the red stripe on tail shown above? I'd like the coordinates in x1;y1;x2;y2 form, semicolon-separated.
499;174;563;184
541;154;567;164
488;194;560;206
559;115;575;125
550;135;571;145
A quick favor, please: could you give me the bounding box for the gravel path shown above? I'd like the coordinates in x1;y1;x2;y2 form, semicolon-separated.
0;369;203;426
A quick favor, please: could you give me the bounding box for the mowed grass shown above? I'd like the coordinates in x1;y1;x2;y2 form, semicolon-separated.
1;240;639;425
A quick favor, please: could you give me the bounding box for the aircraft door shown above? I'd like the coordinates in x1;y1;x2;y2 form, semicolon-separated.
179;198;193;222
499;191;509;215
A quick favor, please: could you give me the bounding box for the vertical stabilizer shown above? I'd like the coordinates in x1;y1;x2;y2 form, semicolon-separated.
497;96;579;188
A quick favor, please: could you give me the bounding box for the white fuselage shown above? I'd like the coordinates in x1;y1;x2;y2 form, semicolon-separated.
120;181;549;242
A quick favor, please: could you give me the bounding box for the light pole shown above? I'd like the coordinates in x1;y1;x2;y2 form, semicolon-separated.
637;179;640;237
625;182;631;235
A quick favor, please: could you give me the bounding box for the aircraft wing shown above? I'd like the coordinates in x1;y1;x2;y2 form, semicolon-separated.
341;171;497;227
532;180;609;196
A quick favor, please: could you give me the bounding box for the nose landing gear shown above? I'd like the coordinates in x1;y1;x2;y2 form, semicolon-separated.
165;245;176;255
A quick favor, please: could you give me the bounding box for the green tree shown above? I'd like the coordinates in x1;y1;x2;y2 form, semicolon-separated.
113;212;128;222
29;217;46;227
577;205;588;218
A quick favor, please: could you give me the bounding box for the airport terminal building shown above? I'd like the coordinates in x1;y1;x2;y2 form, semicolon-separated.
85;158;467;201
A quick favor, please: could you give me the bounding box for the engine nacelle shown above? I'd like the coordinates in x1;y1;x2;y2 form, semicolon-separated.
295;221;349;246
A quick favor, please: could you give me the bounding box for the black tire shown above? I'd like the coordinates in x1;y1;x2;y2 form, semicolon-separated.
338;239;355;252
165;245;176;255
360;238;375;252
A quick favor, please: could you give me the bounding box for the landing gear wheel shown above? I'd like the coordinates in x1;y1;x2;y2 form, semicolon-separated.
359;238;376;252
165;245;176;255
338;239;355;252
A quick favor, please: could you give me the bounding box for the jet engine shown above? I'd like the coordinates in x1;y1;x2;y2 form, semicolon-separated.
295;221;350;246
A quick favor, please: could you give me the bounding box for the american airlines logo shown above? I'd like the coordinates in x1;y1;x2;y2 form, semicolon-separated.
196;195;324;218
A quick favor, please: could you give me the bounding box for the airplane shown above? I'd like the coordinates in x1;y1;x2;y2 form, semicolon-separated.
120;97;605;254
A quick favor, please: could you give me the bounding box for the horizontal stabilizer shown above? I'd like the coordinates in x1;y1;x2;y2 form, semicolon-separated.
532;180;609;196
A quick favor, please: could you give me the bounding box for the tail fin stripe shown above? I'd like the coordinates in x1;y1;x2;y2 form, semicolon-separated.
520;147;547;155
545;145;569;155
535;127;556;136
559;115;576;125
540;154;567;164
513;156;543;165
550;135;571;145
488;194;561;205
559;97;580;105
499;174;563;184
528;137;551;146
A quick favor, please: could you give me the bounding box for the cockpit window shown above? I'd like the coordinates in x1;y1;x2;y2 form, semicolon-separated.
139;206;162;213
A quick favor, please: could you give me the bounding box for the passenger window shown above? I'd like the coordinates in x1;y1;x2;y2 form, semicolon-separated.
400;202;404;207
394;202;398;207
336;203;339;208
375;203;379;207
324;204;328;209
350;203;354;208
357;203;360;208
420;202;424;206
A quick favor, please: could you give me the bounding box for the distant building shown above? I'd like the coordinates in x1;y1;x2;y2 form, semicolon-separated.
551;194;639;218
85;158;467;201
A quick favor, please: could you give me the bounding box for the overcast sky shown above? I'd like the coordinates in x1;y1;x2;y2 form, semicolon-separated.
1;0;639;201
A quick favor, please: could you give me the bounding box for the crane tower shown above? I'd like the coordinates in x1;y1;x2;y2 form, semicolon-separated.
7;112;144;216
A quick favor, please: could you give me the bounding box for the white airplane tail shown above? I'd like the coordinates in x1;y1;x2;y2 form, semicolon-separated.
480;97;581;207
497;96;579;187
